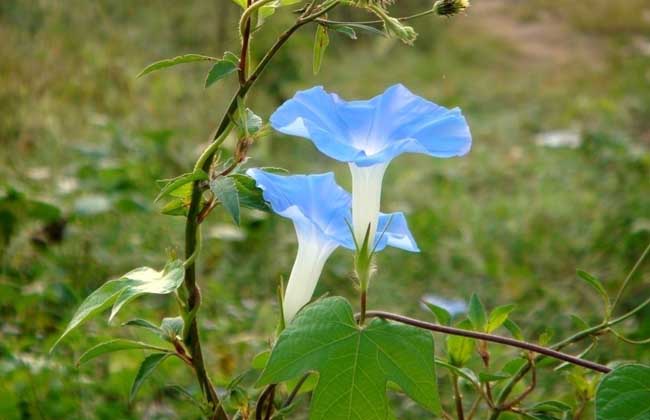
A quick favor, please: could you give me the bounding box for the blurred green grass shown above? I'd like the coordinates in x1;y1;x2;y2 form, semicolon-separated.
1;0;650;418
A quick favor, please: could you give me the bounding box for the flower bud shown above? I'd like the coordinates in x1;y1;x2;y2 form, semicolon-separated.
370;5;418;45
433;0;470;16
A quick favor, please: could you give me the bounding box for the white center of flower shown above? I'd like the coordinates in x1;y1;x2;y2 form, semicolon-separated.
349;162;389;249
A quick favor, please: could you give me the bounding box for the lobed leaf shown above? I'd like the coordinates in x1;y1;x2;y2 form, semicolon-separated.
257;297;441;419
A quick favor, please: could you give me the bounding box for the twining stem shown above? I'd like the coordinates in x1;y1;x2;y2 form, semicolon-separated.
181;2;340;418
364;311;611;373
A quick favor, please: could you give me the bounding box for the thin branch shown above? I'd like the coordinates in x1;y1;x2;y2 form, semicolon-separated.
612;241;650;311
365;311;611;373
489;243;650;419
451;373;465;420
501;359;536;409
282;373;311;409
317;8;436;26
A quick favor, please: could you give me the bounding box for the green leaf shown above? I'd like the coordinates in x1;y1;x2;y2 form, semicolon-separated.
487;304;516;333
446;319;476;367
77;339;168;365
503;318;524;340
423;301;452;326
330;25;357;40
210;177;240;225
235;105;263;136
109;260;185;321
205;52;239;88
528;400;572;413
160;197;189;216
596;364;650;420
130;352;171;402
577;270;611;311
257;297;441;419
160;317;184;340
478;372;512;382
468;294;487;331
570;314;590;331
51;279;132;351
312;24;329;75
252;350;271;370
434;358;479;386
123;318;163;334
137;54;217;78
155;169;208;203
229;174;271;212
166;385;209;414
337;22;385;37
502;357;527;375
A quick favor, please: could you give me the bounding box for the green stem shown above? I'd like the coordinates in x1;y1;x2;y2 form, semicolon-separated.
181;3;340;418
451;373;465;420
611;241;650;311
489;285;650;419
317;8;436;26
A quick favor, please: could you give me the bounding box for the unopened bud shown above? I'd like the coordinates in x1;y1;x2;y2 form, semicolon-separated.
370;5;418;45
433;0;470;16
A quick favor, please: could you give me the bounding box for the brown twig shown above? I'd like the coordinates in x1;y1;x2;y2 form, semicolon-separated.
364;311;611;373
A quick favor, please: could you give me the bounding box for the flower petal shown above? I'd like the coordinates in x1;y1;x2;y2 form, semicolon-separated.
270;84;472;167
246;169;351;246
270;87;362;162
374;211;420;253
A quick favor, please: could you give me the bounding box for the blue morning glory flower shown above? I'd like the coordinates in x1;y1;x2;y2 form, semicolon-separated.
247;168;418;321
270;84;472;248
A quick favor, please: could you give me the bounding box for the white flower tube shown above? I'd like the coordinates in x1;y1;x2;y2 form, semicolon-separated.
349;162;389;249
283;229;337;322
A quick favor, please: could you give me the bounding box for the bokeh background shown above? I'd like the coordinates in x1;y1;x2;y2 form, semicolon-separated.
1;0;649;418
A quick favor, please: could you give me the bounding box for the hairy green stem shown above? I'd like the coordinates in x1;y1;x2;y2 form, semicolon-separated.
181;3;340;418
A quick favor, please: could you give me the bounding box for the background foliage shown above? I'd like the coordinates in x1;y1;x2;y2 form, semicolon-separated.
1;0;649;418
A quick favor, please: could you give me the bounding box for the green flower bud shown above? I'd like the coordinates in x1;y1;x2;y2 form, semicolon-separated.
369;5;418;45
433;0;470;16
